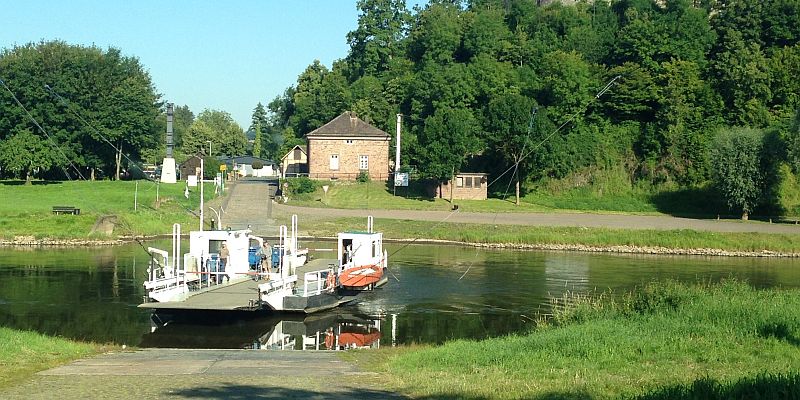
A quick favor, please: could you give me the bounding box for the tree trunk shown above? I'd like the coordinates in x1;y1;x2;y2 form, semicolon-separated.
515;178;520;206
449;167;455;204
25;169;32;185
741;211;749;220
115;142;122;181
90;168;95;181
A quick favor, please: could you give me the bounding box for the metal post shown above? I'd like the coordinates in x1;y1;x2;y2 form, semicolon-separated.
395;114;401;175
200;157;204;231
134;181;138;210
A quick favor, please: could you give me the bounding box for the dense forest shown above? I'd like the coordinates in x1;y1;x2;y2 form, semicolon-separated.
1;0;799;217
255;0;800;217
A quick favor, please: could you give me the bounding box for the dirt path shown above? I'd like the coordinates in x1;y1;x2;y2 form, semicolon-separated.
212;179;800;235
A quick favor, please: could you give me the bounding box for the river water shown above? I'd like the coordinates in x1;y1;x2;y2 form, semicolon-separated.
0;241;798;350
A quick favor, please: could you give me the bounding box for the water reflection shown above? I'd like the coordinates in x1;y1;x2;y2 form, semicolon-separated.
0;241;799;348
141;311;383;351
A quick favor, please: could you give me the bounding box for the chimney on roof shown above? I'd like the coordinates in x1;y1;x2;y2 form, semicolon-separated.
348;111;358;127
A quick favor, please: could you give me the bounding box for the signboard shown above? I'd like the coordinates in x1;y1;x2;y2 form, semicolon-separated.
219;164;227;171
394;172;409;187
187;175;198;187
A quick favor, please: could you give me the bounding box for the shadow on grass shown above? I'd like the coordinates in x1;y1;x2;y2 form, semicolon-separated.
382;180;435;202
170;384;408;399
414;390;593;400
634;373;800;400
759;322;800;346
0;180;64;186
649;187;723;219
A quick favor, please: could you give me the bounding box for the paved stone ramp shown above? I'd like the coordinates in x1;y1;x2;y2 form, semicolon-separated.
214;179;279;235
1;349;405;400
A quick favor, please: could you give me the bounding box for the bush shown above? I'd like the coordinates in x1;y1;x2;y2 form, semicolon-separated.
252;160;264;170
285;177;316;195
357;171;371;183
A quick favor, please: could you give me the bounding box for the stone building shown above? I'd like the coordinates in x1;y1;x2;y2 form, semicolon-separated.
306;111;390;180
430;173;489;200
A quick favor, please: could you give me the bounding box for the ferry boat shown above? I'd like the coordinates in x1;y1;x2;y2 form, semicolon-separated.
336;216;388;290
139;215;387;314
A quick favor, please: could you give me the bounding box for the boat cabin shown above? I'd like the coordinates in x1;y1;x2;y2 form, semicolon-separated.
183;229;263;283
338;231;383;267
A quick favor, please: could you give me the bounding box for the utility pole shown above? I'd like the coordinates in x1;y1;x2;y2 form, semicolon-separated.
395;114;402;174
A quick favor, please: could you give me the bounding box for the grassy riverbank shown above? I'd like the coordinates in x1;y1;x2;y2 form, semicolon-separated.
299;217;800;254
370;281;800;399
0;327;104;389
0;180;214;239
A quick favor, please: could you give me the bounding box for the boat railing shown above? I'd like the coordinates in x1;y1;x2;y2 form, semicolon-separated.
301;269;335;297
261;275;298;295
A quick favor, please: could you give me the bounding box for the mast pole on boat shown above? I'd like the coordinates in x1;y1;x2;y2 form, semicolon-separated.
279;225;287;279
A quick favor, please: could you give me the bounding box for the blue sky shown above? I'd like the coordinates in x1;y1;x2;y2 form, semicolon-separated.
0;1;418;131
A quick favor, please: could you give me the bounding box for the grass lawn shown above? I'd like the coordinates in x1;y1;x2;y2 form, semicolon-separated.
0;327;105;389
365;281;800;399
0;180;215;239
293;216;800;254
288;180;608;214
285;179;731;217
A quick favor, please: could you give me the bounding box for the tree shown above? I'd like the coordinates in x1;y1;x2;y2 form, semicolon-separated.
346;0;410;79
408;2;465;64
484;93;537;205
250;102;279;159
0;40;160;180
710;127;768;219
655;59;723;184
788;109;800;174
100;72;160;180
290;61;351;135
711;30;772;127
462;7;512;61
252;123;262;158
182;110;247;157
250;102;268;132
0;130;55;184
415;107;481;182
349;75;394;131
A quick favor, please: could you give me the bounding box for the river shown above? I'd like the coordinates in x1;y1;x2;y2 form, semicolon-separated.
0;241;797;350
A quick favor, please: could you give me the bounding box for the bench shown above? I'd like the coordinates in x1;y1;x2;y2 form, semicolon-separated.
52;206;80;215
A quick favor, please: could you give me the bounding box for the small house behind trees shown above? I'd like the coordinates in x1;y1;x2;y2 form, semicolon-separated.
429;173;488;200
281;145;308;178
178;155;203;181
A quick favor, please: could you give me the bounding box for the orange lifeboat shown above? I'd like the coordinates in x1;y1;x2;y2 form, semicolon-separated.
339;264;384;289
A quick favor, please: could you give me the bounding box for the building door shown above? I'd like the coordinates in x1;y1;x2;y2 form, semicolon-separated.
330;154;339;170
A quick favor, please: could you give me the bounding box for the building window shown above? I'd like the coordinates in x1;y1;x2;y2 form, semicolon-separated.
329;154;339;170
359;155;369;170
456;177;464;187
475;176;482;188
346;140;354;144
293;148;301;160
465;177;473;188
